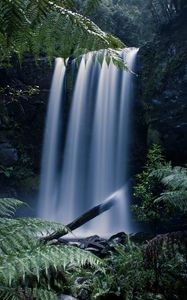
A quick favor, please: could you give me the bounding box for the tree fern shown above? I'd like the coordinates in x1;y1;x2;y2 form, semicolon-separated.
0;217;69;255
152;164;187;189
0;198;102;299
155;191;187;212
151;164;187;212
0;244;102;286
0;0;124;65
0;198;26;218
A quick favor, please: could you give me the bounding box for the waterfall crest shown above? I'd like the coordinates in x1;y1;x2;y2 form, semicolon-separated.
38;49;138;236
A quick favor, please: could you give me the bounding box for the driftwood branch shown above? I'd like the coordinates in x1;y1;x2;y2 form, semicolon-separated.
41;196;117;242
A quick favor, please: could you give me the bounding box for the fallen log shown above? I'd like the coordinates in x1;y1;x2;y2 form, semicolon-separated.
41;194;117;242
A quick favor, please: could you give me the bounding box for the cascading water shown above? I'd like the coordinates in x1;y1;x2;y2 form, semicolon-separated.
38;48;138;236
37;58;66;221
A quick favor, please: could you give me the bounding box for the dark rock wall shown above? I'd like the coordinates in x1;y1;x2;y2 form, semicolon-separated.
0;57;54;203
139;8;187;165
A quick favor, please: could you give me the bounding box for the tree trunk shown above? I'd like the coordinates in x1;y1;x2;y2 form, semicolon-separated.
41;196;117;242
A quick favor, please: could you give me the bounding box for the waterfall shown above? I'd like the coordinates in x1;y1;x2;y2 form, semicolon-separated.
38;48;138;237
38;58;66;221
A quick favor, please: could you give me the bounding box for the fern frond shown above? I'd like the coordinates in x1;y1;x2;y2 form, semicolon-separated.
154;191;187;212
152;163;187;190
32;287;58;300
151;164;187;212
161;167;187;190
0;286;25;300
0;217;68;255
0;0;27;37
0;286;58;300
26;0;51;25
0;244;102;286
0;0;124;64
0;198;26;218
73;48;128;70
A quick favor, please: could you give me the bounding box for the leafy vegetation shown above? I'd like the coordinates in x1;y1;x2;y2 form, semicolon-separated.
88;0;156;46
148;0;187;25
152;164;187;212
0;198;102;300
133;144;187;231
132;145;167;227
0;0;123;65
66;236;187;300
0;196;186;300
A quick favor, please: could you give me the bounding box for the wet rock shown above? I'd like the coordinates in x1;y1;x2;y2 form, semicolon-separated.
78;289;89;300
85;247;100;254
74;277;85;285
109;232;128;244
60;233;129;258
58;295;78;300
68;241;82;248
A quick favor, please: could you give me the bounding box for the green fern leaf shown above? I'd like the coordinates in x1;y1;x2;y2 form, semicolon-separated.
0;198;26;218
0;244;102;286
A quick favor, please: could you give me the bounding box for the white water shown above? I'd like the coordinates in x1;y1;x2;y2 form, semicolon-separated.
38;49;138;236
38;58;66;220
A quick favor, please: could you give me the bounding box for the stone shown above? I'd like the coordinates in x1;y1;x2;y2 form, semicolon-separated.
78;289;89;300
74;277;85;285
58;295;78;300
108;232;128;244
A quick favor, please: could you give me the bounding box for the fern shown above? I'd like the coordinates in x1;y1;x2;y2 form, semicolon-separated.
0;218;68;255
151;164;187;212
0;198;26;218
0;244;101;286
0;286;58;300
0;0;124;65
155;191;187;212
0;0;27;37
32;287;58;300
0;198;102;299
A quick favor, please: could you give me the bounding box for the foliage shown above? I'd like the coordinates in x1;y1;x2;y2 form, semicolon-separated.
0;199;186;299
151;163;187;212
0;85;40;103
0;198;102;300
0;198;25;217
88;0;157;46
148;0;187;26
132;144;167;226
67;235;187;299
0;165;14;178
67;238;154;300
133;143;187;232
0;0;124;65
144;231;187;299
